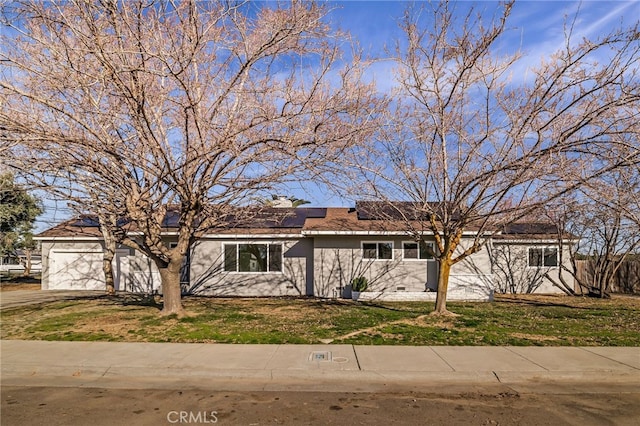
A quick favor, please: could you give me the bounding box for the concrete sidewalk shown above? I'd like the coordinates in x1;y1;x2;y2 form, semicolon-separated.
1;340;638;393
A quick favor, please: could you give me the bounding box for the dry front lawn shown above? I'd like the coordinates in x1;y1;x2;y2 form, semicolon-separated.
1;294;638;346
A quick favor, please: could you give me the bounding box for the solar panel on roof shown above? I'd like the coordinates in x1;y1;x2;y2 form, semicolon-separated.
162;210;181;227
70;216;130;228
221;207;317;229
69;206;326;231
356;201;429;220
355;201;459;221
303;208;327;218
73;216;100;227
504;223;558;234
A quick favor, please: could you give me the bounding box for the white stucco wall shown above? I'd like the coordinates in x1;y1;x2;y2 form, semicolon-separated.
188;237;312;296
312;235;497;299
40;232;567;298
41;240;160;292
449;239;495;297
313;236;444;298
490;242;574;294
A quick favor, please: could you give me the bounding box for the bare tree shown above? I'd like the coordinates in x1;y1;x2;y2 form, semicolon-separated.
1;0;379;315
12;169;128;295
343;1;640;314
490;244;550;294
606;141;640;230
546;166;640;298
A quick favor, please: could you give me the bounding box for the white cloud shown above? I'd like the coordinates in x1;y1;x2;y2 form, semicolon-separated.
504;1;639;85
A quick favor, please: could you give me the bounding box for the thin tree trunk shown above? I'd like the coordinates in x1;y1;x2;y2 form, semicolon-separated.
22;250;32;277
102;253;115;295
544;267;577;296
159;259;185;316
433;259;453;315
98;214;117;295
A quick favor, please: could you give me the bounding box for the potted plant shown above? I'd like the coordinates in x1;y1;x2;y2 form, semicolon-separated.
351;276;368;301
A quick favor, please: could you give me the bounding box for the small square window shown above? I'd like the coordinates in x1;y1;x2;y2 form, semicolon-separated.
378;242;393;259
362;242;393;260
528;248;543;267
269;244;282;272
363;243;378;259
224;244;237;271
419;242;434;259
544;248;558;267
403;242;419;259
239;244;267;272
528;247;558;268
403;241;434;260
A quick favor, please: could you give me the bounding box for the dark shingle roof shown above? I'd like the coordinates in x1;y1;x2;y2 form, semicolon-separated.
37;208;328;238
501;222;560;235
37;203;568;240
355;201;461;221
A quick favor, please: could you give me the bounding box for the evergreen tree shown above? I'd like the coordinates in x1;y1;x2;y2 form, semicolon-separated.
0;173;43;275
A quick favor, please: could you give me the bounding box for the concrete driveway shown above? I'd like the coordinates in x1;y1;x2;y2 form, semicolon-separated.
0;290;107;311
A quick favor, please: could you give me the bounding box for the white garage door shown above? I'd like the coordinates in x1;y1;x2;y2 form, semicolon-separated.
49;251;105;290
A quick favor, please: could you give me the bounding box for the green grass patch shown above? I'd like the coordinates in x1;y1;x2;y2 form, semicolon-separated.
1;294;638;346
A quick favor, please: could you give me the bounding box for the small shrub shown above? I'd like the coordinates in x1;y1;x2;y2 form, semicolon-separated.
351;276;368;292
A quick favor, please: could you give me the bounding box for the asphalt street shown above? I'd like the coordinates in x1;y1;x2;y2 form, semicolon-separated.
1;290;639;425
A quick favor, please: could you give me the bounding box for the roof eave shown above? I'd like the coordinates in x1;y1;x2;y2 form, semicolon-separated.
301;230;481;236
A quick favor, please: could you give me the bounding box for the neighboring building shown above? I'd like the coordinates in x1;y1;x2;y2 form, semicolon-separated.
0;250;42;275
35;203;574;299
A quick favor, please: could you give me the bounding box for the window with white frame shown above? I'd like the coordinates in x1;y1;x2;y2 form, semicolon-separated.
224;243;283;272
402;241;434;260
528;247;558;267
362;242;393;260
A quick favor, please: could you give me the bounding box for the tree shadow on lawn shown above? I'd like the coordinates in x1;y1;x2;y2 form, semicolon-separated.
0;276;41;285
100;294;434;315
105;293;163;310
493;294;622;311
300;297;426;315
358;301;428;315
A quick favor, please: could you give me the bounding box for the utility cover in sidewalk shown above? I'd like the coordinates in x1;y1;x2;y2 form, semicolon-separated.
309;351;331;362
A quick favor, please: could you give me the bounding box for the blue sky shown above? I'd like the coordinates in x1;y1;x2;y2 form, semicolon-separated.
287;0;640;207
327;1;639;86
332;1;639;54
32;1;639;231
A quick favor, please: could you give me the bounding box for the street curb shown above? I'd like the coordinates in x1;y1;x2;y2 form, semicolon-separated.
3;364;639;393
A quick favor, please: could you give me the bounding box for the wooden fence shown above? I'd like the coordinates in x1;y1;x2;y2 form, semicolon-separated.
575;259;640;294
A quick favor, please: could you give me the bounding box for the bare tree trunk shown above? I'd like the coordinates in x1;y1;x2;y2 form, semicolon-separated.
158;260;185;316
98;214;118;295
21;249;32;277
102;255;115;295
544;269;577;296
433;259;452;315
